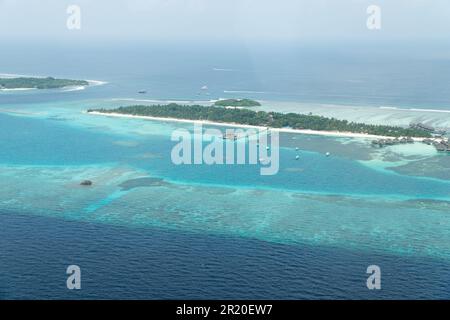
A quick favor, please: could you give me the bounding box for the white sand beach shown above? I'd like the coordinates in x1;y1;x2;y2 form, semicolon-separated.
87;80;108;87
86;111;427;141
0;87;36;92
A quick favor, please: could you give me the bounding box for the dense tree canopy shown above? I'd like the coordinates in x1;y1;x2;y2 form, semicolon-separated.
0;77;89;89
89;103;432;138
214;99;261;107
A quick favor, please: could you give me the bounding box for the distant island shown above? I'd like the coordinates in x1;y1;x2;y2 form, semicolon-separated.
214;99;261;107
0;77;89;90
88;103;432;138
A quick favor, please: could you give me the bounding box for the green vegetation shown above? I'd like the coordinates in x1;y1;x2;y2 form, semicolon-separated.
214;99;261;107
0;77;89;90
88;103;432;138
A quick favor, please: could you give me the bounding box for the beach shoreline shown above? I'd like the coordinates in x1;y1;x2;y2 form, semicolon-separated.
0;87;36;92
0;73;107;92
86;110;427;141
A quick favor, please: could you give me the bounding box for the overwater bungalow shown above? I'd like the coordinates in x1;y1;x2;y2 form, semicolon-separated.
372;137;415;148
410;122;447;136
222;133;238;140
436;140;450;152
372;132;449;154
435;144;448;152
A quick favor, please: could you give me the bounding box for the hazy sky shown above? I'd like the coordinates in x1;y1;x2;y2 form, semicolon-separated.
1;0;450;44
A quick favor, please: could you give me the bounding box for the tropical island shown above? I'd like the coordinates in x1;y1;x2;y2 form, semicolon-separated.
214;99;261;107
87;103;432;138
0;77;89;90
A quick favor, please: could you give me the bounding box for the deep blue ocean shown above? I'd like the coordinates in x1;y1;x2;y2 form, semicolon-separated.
2;212;450;300
1;41;450;299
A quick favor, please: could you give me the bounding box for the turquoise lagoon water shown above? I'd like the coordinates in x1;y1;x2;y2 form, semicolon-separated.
1;43;450;299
